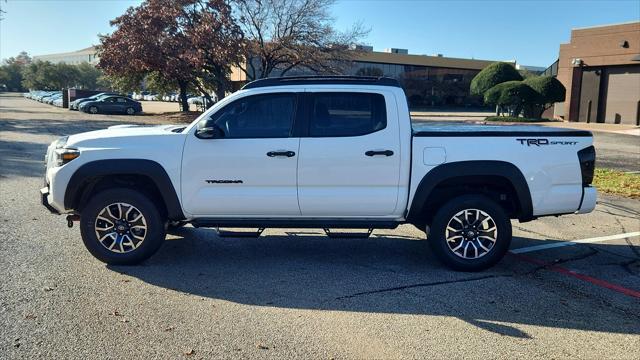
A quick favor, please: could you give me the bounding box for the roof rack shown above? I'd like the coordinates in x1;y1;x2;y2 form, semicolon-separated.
241;75;401;89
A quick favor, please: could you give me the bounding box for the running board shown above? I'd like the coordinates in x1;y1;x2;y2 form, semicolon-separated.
192;218;400;229
216;228;265;238
323;228;374;239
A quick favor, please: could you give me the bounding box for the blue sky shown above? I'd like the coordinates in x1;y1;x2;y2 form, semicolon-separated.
1;0;639;66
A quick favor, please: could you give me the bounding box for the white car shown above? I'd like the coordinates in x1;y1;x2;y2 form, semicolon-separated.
41;76;597;271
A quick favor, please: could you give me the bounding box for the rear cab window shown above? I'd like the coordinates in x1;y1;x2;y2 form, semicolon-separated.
309;92;386;137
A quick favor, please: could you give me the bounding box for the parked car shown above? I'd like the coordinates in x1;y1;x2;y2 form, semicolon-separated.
78;96;142;115
45;93;62;105
52;97;64;107
69;92;119;110
41;76;597;270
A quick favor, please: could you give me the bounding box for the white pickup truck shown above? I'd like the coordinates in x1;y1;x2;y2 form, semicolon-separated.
41;76;597;271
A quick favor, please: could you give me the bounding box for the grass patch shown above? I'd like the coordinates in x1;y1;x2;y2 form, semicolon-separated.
593;168;640;199
484;116;556;123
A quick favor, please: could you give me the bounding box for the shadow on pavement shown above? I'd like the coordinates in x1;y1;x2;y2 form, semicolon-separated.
109;227;640;338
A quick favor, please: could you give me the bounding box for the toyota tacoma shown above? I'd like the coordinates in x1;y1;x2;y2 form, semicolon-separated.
41;76;597;271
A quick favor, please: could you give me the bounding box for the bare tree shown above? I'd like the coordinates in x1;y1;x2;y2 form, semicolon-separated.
234;0;367;80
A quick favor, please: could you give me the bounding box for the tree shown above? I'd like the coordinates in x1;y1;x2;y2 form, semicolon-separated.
470;62;522;96
0;52;31;92
75;62;105;89
522;76;566;119
99;0;243;111
233;0;367;80
484;81;538;117
21;60;82;90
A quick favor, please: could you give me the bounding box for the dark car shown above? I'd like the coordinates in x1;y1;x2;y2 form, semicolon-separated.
79;96;143;115
69;92;119;110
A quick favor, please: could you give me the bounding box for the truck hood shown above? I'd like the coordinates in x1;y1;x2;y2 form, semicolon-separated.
66;124;186;147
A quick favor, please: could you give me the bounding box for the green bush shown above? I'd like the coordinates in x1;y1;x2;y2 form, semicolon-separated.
470;62;523;96
522;76;566;118
484;81;538;117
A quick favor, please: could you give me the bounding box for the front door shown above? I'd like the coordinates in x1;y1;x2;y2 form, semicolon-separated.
181;92;301;217
297;91;402;217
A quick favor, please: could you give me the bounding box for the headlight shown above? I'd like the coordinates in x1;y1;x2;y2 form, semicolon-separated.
55;148;80;166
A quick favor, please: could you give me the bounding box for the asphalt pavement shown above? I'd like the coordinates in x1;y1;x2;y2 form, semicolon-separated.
1;93;639;359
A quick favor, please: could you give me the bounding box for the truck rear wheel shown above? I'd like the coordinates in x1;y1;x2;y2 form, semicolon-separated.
80;188;166;265
428;195;511;271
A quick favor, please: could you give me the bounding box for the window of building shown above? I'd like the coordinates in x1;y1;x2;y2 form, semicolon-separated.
309;92;386;137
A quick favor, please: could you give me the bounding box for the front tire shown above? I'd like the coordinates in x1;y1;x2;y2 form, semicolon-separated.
80;188;166;265
428;195;512;272
125;107;136;115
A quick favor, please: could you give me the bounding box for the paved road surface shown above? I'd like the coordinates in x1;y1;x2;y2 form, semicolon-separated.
1;94;639;359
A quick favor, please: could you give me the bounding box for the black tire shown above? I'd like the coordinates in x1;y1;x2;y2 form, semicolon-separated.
88;106;99;114
80;188;166;265
125;107;136;115
428;195;512;272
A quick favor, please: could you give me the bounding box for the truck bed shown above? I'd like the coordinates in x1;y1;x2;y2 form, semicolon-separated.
412;123;592;137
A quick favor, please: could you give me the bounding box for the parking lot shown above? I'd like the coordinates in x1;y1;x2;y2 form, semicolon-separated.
1;92;639;358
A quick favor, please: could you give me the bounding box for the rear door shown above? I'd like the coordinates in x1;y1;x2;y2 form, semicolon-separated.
297;90;402;217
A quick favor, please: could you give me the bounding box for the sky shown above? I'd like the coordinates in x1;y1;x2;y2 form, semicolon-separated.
1;0;639;66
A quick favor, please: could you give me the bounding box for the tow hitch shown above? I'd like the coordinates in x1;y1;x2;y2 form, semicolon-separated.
66;215;80;228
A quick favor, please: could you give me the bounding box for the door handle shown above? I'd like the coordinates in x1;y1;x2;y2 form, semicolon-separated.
267;150;295;157
365;150;394;157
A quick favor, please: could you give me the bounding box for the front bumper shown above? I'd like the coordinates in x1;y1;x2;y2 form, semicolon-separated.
576;186;597;214
40;186;60;214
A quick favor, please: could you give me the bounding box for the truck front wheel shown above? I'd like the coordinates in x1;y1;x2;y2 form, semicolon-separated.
428;195;512;271
80;188;166;265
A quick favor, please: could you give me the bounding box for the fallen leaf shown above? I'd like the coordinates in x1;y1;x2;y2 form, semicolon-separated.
120;279;131;283
43;286;54;292
25;314;37;320
184;349;195;356
164;326;175;332
111;310;123;317
121;319;130;323
256;343;269;350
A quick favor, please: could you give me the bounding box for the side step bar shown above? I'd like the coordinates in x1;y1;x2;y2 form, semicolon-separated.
323;228;374;239
216;228;265;238
192;218;400;229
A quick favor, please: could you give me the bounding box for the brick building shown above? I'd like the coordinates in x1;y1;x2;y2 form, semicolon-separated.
554;22;640;125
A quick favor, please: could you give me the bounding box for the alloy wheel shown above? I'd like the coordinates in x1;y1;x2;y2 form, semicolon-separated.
94;202;147;253
445;209;497;259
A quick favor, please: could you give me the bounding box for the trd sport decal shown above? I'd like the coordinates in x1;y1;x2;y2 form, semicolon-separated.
516;138;578;146
205;180;243;184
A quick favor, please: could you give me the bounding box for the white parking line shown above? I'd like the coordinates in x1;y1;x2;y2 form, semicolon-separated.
510;231;640;254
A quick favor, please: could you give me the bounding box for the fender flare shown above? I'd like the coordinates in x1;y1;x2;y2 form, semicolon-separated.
64;159;185;220
407;160;533;222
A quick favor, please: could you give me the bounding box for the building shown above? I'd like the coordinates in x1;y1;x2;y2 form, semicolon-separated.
33;46;99;65
554;22;640;125
34;45;516;109
232;48;512;108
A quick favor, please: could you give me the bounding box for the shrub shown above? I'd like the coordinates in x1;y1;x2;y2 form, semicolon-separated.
470;62;523;96
522;76;566;118
484;81;538;117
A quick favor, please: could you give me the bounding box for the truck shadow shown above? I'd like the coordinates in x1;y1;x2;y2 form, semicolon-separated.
109;227;640;338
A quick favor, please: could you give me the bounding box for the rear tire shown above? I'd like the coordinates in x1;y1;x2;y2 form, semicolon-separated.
80;188;166;265
88;106;98;114
428;195;511;272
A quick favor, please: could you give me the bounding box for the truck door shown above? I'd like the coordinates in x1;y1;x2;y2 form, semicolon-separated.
297;91;402;217
181;92;301;216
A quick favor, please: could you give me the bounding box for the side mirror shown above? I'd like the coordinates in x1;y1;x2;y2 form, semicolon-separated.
195;125;224;139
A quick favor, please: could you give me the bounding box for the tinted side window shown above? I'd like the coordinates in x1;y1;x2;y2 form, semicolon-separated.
309;93;386;137
206;93;296;138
